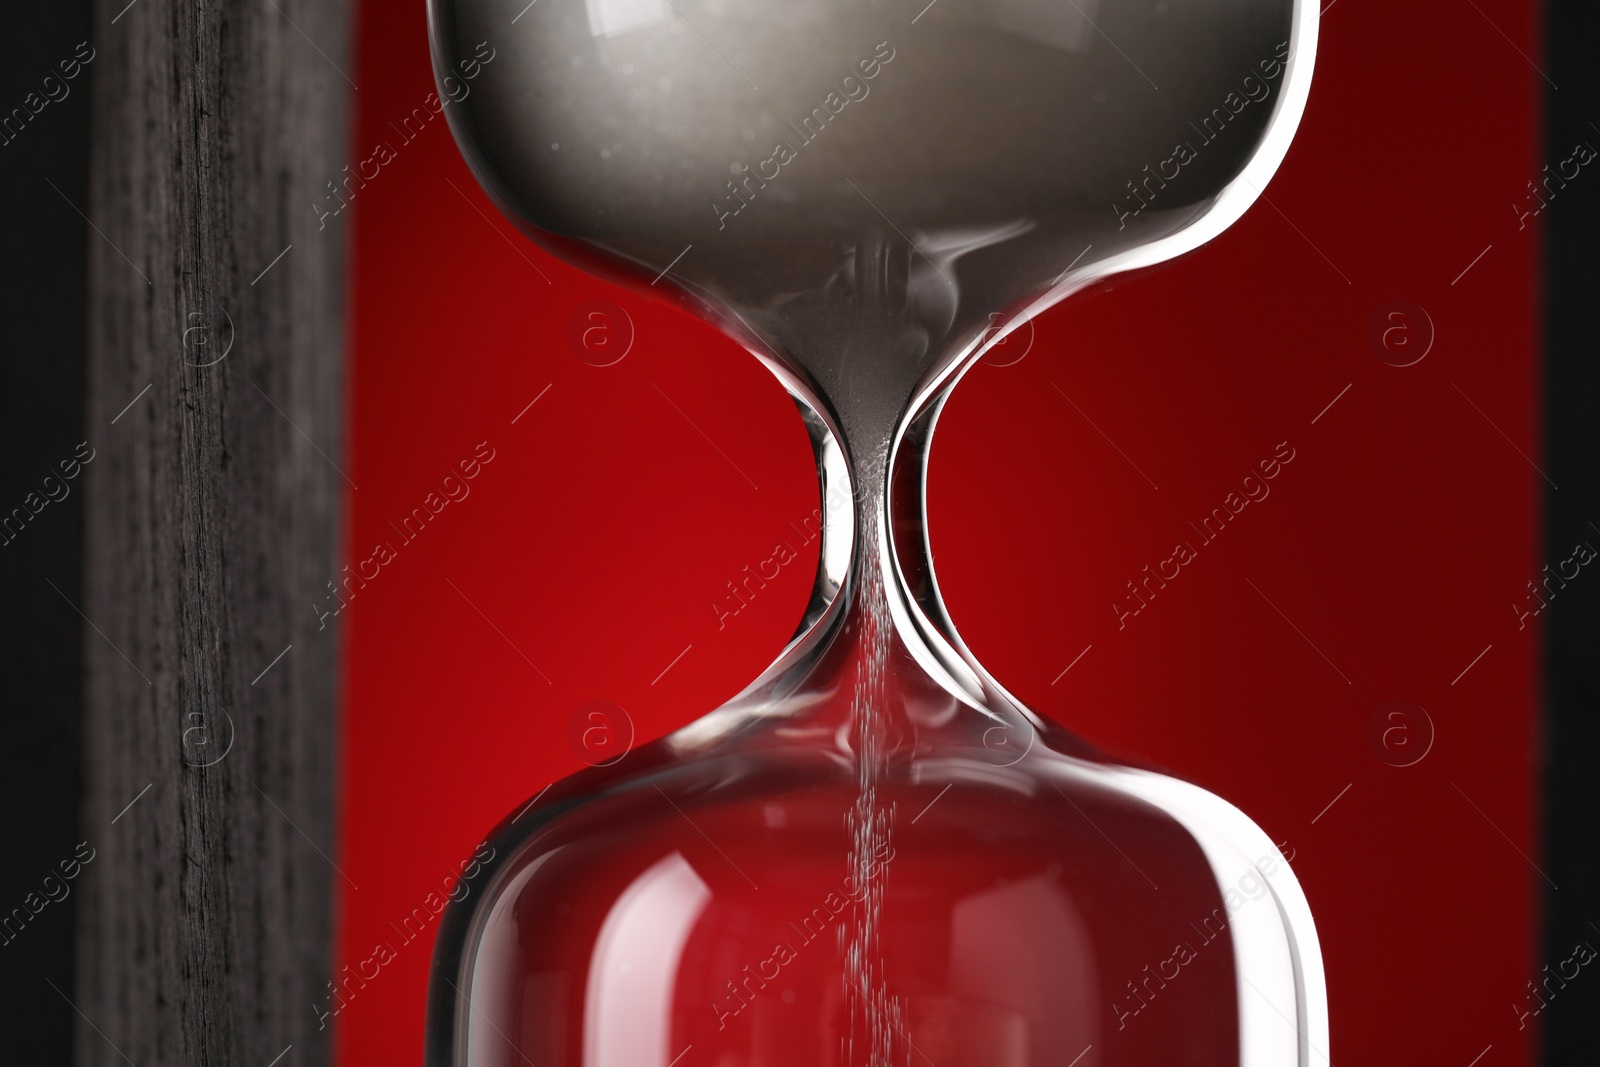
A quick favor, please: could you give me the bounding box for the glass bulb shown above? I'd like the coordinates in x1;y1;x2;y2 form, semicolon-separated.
423;1;1327;1065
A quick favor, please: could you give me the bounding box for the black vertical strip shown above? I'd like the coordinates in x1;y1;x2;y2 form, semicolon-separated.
0;2;92;1064
1542;0;1600;1060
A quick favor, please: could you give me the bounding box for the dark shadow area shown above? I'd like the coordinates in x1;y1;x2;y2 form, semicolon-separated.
0;2;92;1062
1541;0;1600;1061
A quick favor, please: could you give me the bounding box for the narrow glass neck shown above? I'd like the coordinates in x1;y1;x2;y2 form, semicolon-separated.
823;407;1045;768
665;230;1051;765
670;356;1046;772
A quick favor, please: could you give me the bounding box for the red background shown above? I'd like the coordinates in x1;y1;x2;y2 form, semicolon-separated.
339;2;1544;1064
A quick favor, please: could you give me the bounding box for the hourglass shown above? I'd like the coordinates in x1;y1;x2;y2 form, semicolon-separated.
423;1;1324;1064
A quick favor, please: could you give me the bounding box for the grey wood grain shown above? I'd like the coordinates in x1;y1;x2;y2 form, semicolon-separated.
76;1;350;1063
